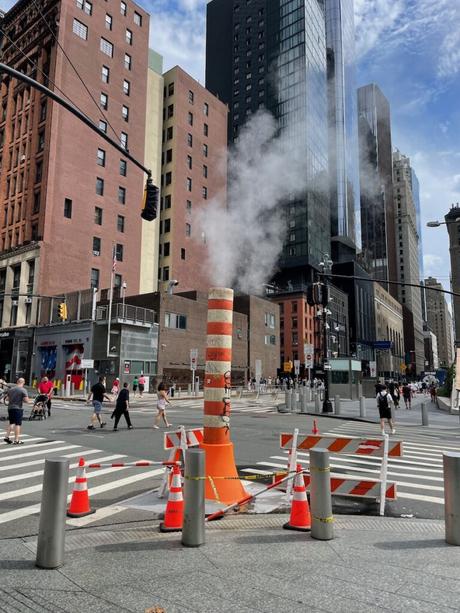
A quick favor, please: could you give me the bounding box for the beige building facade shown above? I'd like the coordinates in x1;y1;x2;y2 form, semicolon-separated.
424;276;454;368
374;282;405;378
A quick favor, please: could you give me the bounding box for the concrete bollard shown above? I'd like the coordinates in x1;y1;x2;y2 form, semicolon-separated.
314;393;321;414
301;388;308;414
334;395;341;415
188;384;191;395
359;396;366;418
182;448;205;547
443;452;460;546
310;449;334;541
36;458;70;569
285;389;292;412
421;403;429;426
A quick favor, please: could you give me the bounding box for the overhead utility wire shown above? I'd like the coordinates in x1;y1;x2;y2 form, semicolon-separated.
30;0;120;142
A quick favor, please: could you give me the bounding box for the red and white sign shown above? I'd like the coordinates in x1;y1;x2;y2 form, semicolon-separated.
190;348;198;371
304;343;314;368
164;427;203;450
280;432;403;458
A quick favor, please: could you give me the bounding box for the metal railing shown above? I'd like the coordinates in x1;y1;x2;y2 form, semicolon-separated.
96;303;154;325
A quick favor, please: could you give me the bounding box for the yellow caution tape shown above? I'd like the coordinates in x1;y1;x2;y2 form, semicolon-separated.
312;515;334;523
207;476;221;504
310;466;331;473
184;470;298;481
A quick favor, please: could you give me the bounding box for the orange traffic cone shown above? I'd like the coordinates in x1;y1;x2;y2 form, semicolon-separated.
312;419;319;435
283;465;311;532
160;464;184;532
67;458;95;517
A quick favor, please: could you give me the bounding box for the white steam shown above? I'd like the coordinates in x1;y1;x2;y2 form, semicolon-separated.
196;111;309;293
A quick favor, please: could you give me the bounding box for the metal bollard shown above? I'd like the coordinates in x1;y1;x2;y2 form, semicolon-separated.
310;449;334;541
359;396;366;418
443;452;460;545
421;403;429;426
314;393;321;414
188;384;191;394
36;458;69;569
284;389;291;412
334;395;341;415
182;448;205;547
301;388;308;414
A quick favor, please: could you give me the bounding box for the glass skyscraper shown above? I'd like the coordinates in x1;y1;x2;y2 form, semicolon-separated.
324;0;360;255
206;0;329;281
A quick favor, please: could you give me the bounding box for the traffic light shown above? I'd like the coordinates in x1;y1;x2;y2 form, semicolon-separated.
141;177;159;221
58;302;67;321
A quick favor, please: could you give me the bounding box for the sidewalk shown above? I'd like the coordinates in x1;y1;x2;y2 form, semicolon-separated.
4;514;459;612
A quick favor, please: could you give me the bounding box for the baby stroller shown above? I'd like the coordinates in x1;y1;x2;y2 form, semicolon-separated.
30;394;48;420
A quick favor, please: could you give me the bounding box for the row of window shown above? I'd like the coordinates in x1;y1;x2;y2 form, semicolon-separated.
159;219;192;237
163;104;209;136
76;0;142;25
100;88;130;110
160;197;191;213
63;198;125;233
159;242;186;261
95;177;127;203
92;237;124;259
164;83;209;116
90;268;124;290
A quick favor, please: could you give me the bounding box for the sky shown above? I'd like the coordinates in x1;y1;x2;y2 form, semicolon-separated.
1;0;459;291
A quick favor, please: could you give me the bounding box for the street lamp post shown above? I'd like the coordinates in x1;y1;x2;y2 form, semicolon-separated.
319;254;333;413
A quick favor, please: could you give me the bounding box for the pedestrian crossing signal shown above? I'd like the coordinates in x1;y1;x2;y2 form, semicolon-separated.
141;178;158;221
58;302;67;321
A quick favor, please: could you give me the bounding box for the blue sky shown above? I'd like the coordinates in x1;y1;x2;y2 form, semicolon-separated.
1;0;459;290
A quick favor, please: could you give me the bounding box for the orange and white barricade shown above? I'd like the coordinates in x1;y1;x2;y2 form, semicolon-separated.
158;425;204;498
279;431;404;515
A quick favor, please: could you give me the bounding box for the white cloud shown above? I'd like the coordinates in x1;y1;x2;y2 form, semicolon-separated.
438;30;460;78
453;175;460;193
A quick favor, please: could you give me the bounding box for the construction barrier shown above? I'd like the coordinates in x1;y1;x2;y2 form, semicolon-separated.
158;426;203;498
278;431;403;515
88;461;178;469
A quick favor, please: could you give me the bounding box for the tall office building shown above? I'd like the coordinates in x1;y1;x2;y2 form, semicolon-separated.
358;84;397;297
393;150;424;374
424;276;454;368
158;66;228;293
445;204;460;346
0;0;149;324
206;0;330;284
324;0;360;259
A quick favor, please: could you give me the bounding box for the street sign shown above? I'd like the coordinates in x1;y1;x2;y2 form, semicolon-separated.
373;341;393;350
294;359;300;375
80;359;94;369
369;361;377;378
283;360;293;373
304;343;314;368
324;363;332;371
190;348;198;371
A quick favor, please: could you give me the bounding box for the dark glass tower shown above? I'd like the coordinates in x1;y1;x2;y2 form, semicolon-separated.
206;0;330;283
324;0;360;259
357;84;397;298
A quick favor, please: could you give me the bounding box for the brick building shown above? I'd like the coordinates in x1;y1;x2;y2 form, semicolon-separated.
0;0;149;326
158;66;228;293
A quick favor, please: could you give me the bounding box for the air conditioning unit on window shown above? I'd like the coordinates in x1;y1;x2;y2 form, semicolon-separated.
11;300;18;306
93;250;100;256
25;297;33;304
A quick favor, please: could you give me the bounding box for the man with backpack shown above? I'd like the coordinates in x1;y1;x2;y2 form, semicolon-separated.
376;384;396;435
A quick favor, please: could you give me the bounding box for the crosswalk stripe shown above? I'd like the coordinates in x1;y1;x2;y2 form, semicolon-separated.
0;454;126;485
0;448;103;473
0;437;47;451
0;444;79;462
279;452;443;472
398;491;444;504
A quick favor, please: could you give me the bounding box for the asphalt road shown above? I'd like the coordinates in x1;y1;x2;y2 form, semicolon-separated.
0;392;458;538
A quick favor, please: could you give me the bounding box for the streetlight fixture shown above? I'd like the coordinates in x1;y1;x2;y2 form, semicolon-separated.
426;217;460;228
319;254;333;413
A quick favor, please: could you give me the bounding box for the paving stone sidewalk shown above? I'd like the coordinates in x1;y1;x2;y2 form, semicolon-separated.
2;514;459;612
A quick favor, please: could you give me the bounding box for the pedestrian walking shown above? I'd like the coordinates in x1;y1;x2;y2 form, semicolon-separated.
402;383;412;409
4;378;31;445
138;374;146;397
111;377;120;397
111;383;133;431
132;376;139;397
86;376;110;430
37;376;54;416
153;382;172;429
376;384;396;435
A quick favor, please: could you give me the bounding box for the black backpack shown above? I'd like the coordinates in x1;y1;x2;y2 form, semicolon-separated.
378;393;389;410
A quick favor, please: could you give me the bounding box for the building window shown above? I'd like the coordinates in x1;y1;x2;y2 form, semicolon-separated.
64;198;72;219
97;148;106;166
164;172;171;186
186;177;192;191
94;207;103;225
118;186;126;204
38;131;45;151
166;149;173;163
163;267;170;281
100;92;108;110
188;90;194;104
73;18;88;40
181;248;186;260
126;29;132;45
123;80;130;96
120;132;128;149
99;120;107;133
96;177;104;195
35;161;43;183
120;1;127;16
202;186;208;199
92;236;101;255
164;218;171;233
40;101;47;122
163;242;170;257
101;65;110;83
203;164;208;178
185;223;191;237
117;215;125;232
134;11;142;26
122;105;129;122
165;195;172;209
105;13;112;30
119;159;127;176
187;133;193;147
204;102;209;116
203;143;208;157
167;104;174;118
186;199;192;211
124;53;132;70
204;123;208;136
100;37;113;57
188;111;193;126
91;268;100;289
168;82;175;96
115;243;124;261
167;126;173;140
165;312;187;329
187;155;192;170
